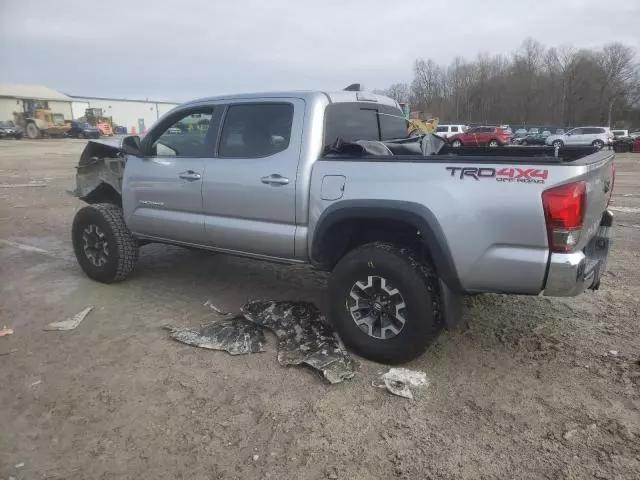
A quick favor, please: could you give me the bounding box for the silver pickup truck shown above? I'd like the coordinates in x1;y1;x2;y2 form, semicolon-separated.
72;87;615;364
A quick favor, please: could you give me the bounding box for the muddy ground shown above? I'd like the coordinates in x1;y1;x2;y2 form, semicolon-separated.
0;139;638;480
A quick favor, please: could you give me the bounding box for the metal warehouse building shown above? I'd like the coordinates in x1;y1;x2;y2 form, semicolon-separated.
0;83;179;134
0;84;73;122
69;96;178;134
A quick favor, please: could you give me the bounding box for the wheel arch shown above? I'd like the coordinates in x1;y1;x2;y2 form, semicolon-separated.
78;181;122;207
310;200;462;292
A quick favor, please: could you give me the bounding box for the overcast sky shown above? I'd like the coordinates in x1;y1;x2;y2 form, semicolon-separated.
1;0;638;102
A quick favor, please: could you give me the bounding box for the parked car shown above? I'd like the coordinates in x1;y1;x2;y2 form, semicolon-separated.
513;133;546;145
545;127;614;149
541;130;551;137
528;128;540;134
69;87;615;364
434;124;467;139
629;131;640;139
67;121;100;139
0;120;23;139
611;129;629;139
449;126;510;147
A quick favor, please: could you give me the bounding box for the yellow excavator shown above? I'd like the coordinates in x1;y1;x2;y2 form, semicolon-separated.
398;102;439;136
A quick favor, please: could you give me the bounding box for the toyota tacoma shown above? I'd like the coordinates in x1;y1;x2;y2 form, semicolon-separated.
71;86;615;364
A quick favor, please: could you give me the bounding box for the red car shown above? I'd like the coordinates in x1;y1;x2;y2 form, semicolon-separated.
448;126;510;147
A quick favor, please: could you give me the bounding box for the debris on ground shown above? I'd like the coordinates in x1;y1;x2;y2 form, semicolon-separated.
203;300;233;317
608;350;619;356
373;368;429;400
44;306;93;331
165;316;265;355
0;182;47;188
30;380;42;387
0;348;17;356
15;462;24;468
241;300;358;384
0;326;14;337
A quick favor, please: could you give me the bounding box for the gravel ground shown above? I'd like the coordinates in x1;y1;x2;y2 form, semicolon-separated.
0;139;639;480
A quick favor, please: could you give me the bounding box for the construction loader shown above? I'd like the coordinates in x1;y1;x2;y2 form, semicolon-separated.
13;109;71;139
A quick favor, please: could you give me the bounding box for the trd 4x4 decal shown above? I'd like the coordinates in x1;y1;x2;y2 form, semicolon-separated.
446;166;549;184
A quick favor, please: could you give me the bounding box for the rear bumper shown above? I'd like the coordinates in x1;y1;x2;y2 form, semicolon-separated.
543;210;612;297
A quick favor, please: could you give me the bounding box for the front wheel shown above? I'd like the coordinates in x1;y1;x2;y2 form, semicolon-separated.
329;242;443;364
25;122;41;139
451;139;462;148
552;140;564;148
592;140;604;149
488;139;500;147
72;203;139;283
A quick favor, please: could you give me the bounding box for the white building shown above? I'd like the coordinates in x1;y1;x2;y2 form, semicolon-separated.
0;84;73;122
69;96;179;134
0;83;180;134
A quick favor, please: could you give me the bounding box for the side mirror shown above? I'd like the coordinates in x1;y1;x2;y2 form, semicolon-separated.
121;135;141;156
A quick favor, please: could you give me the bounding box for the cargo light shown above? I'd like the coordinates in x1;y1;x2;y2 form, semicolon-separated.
542;181;586;253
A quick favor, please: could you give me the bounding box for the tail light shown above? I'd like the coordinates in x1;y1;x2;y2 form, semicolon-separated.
542;181;586;253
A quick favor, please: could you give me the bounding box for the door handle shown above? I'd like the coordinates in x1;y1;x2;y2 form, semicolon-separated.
261;174;289;186
179;170;201;181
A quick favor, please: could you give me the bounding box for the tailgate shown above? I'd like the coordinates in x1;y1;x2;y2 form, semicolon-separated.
570;151;615;250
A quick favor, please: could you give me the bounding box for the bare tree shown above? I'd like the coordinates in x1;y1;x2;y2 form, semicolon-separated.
382;39;640;128
380;83;410;103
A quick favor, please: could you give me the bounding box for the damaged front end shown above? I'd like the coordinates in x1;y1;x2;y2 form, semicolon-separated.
72;138;126;205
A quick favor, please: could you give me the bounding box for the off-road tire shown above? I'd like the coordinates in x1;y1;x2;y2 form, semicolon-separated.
72;203;139;283
329;242;443;364
25;122;41;139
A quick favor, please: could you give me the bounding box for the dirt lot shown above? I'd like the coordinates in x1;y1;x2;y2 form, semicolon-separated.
0;139;639;480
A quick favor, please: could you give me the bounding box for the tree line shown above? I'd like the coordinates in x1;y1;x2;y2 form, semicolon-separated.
376;38;640;128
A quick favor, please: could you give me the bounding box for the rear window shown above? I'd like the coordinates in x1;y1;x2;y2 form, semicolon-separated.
451;126;459;132
324;103;407;146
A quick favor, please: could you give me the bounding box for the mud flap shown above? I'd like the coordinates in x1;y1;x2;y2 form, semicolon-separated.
439;279;466;330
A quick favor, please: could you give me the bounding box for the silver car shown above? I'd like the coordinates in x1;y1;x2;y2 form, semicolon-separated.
545;126;614;149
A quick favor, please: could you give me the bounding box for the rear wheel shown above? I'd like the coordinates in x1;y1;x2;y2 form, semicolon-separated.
488;139;500;147
25;122;41;139
329;242;443;364
72;203;139;283
451;139;462;148
592;139;604;149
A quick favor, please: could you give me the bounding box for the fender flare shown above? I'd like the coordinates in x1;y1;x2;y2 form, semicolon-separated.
311;200;463;292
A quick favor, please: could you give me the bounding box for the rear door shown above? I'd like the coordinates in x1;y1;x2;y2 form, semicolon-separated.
201;99;303;259
122;105;216;244
475;127;493;145
565;128;584;145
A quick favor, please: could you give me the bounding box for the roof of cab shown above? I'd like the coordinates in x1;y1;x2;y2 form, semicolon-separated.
181;90;399;108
